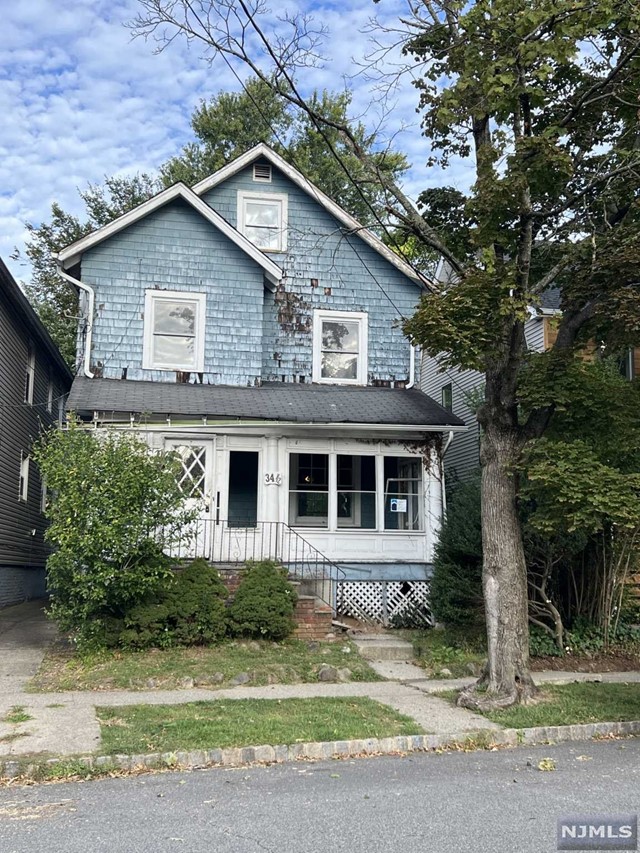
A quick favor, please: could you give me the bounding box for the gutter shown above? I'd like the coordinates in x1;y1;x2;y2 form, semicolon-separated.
56;262;95;379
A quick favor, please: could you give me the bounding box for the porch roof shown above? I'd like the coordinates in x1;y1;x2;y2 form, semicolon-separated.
68;377;465;428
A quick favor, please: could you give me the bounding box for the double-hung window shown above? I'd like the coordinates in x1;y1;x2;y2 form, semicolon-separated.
24;346;35;405
238;191;288;252
143;290;206;372
312;310;368;385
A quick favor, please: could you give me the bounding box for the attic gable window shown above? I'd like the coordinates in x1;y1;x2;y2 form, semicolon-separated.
238;190;288;252
142;290;206;372
312;309;368;385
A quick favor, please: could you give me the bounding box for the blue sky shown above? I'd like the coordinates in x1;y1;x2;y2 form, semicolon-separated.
1;0;472;284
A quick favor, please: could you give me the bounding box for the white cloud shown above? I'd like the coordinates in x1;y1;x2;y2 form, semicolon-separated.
1;0;472;284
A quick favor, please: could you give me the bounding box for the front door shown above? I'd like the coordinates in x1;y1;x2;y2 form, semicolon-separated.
165;439;215;560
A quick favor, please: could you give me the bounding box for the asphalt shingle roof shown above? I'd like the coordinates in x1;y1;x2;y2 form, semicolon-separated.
68;377;465;428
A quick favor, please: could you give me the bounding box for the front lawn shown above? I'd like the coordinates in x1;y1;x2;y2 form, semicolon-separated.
29;639;381;692
443;682;640;729
409;627;486;678
97;697;422;753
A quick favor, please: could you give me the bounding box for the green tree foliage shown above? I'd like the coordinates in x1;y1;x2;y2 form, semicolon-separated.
430;476;484;627
16;175;160;366
162;82;407;225
229;560;297;641
33;421;194;648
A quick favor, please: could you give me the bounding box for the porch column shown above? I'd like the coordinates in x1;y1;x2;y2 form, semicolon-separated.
263;435;282;523
426;445;444;562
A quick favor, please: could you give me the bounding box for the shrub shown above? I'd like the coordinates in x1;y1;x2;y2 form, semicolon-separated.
33;421;194;648
430;474;484;627
119;560;229;649
229;560;297;641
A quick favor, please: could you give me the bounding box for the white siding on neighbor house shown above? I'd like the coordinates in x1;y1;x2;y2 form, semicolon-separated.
524;315;546;352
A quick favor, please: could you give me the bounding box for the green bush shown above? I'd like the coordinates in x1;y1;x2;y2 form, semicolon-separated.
430;475;484;627
229;560;297;641
33;421;194;648
119;560;229;649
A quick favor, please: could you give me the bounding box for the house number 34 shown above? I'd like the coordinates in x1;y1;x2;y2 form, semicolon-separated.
264;472;282;485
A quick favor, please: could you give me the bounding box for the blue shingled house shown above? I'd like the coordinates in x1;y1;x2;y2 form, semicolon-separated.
58;144;464;622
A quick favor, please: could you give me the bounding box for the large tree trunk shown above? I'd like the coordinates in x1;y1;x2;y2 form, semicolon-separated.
459;392;538;710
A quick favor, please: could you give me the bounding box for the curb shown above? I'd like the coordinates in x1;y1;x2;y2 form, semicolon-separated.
2;720;639;782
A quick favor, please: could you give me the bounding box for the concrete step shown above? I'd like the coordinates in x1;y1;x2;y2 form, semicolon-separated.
351;635;415;661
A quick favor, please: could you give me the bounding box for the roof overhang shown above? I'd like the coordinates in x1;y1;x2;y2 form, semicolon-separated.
56;182;283;288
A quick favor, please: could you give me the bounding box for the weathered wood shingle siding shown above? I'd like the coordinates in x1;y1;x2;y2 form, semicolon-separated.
202;164;422;384
81;199;266;385
0;265;71;606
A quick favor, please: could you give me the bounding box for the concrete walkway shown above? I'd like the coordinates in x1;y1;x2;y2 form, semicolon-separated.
0;601;638;760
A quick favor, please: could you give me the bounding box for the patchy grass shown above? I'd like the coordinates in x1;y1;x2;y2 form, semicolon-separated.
408;627;486;678
97;697;422;754
2;706;33;724
28;639;381;692
439;682;640;728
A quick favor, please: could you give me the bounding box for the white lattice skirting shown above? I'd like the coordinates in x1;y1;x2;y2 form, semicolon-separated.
336;580;433;627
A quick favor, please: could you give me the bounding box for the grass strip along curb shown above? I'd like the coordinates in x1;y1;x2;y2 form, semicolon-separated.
2;719;640;783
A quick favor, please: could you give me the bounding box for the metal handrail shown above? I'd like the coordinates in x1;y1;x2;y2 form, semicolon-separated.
157;519;345;610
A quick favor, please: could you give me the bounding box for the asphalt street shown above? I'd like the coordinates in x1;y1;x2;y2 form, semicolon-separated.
1;739;638;853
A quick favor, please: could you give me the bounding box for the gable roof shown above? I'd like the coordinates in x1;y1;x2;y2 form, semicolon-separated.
68;376;465;429
0;258;73;382
56;183;283;288
193;143;430;288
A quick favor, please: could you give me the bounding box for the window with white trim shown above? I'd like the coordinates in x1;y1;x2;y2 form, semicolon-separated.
47;377;53;413
312;310;368;385
142;290;206;372
238;191;288;252
19;453;29;503
25;346;35;404
288;452;423;531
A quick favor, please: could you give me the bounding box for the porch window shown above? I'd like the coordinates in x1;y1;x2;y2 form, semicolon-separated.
337;455;376;529
312;310;368;385
289;453;329;527
288;452;423;531
143;290;206;372
384;457;423;531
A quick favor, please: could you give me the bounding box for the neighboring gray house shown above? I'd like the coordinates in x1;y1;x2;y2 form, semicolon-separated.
58;144;464;622
0;259;72;607
420;306;561;481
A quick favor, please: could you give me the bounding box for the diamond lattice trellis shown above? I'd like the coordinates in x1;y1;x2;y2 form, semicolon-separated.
336;580;433;627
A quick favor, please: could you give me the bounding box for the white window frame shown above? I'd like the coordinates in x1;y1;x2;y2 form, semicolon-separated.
287;450;424;532
19;453;29;503
25;346;35;405
142;290;206;372
237;190;288;252
312;309;368;386
47;377;54;413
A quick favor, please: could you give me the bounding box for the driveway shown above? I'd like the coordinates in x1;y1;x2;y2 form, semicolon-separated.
0;600;57;693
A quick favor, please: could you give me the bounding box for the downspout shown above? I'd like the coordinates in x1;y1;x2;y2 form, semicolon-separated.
405;344;417;389
440;430;454;516
56;262;95;379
